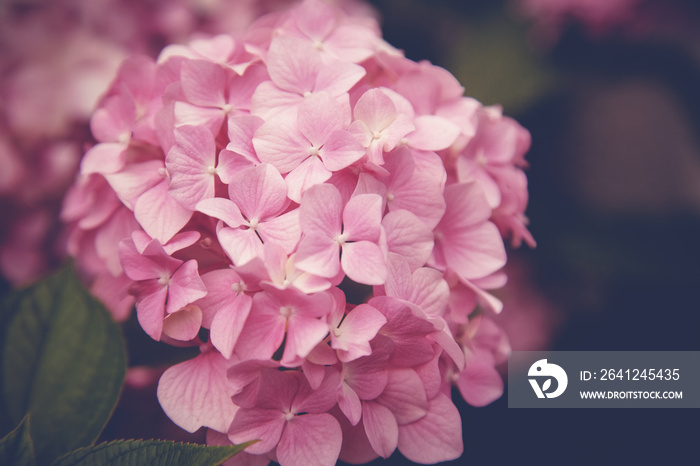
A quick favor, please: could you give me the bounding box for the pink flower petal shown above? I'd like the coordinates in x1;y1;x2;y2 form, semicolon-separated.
135;180;193;244
210;294;253;359
157;350;237;433
342;194;382;242
162;305;202;341
167;125;218;210
166;259;207;314
277;414;342;466
285;156;332;203
457;358;504;407
377;368;428;425
228;408;285;455
362;401;398;459
341;241;386;285
228;164;288;221
397;393;463;464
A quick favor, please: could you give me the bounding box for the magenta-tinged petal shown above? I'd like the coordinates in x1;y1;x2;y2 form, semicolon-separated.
341;241;386;285
166;125;218;210
132;280;167;340
217;227;264;266
285;156;332;203
409;268;449;317
253;116;310;174
135;180;193;244
228;408;285;455
195;269;246;328
217;149;256;185
342;194;382;242
331;304;386;363
362;401;398;459
318;130;365;172
383;253;413;301
235;298;286;361
196;197;245;228
297;92;351;145
157;350;238;434
441;221;506;280
283;316;331;364
257;209;301;254
406;115;460;151
166;259;207;314
377;368;428;425
210;294;253;359
173;101;225;135
90;94;136;143
299;183;342;238
162;305;202;341
105;160;165;210
228;164;288;221
225;115;264;164
180;59;228;107
277;414;342;466
81;143;127;175
266;36;320;95
457;358;504;407
397;393;463;464
382;210;433;271
338;383;362;426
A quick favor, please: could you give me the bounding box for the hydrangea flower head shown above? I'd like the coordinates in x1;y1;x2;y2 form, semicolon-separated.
63;1;535;464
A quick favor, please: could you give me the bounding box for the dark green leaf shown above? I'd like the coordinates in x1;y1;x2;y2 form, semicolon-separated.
52;439;258;466
0;265;127;465
0;415;35;466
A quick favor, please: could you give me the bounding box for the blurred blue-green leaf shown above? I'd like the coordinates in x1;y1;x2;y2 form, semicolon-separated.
0;265;126;465
0;415;35;466
52;439;258;466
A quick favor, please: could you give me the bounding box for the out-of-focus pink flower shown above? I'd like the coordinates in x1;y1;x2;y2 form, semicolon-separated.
61;0;537;463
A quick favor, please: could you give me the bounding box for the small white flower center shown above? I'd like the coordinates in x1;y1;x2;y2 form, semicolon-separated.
372;131;382;140
248;218;259;230
433;230;444;242
118;132;130;146
231;282;246;294
308;146;320;157
280;305;293;318
334;233;347;246
303;91;312;98
157;167;167;177
398;137;409;146
333;327;342;337
207;165;217;175
284;411;295;421
313;40;324;50
222;103;233;114
158;274;171;286
386;192;395;202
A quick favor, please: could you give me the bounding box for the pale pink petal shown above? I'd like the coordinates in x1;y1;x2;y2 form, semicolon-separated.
173;101;225;135
218;227;264;266
217;149;256;184
297;92;351;145
162;305;202;341
382;210;433;271
331;304;387;362
362;401;398;459
283;316;331;364
341;241;386;285
285;156;332;203
253;116;310;174
299;183;342;238
166;259;207;314
457;358;504;407
265;36;320;95
81;143;127;175
291;234;339;279
353;88;397;133
167;125;218;210
319;129;365;172
377;368;428;425
315;59;366;96
157;350;237;433
342;194;382;242
441;221;506;279
180;59;228;107
277;414;342;466
228;164;288;221
134;180;193;244
228;408;284;455
210;294;253;359
397;393;463;464
250;82;303;119
257;210;301;254
132;280;167;340
105;160;165;210
225;114;264;162
338;382;362;426
196;197;245;228
406;115;460;151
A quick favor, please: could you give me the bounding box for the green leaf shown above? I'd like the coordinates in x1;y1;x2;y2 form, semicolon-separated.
0;415;35;466
0;265;127;465
52;439;258;466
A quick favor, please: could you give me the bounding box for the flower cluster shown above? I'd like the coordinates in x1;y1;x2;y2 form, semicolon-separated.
63;0;533;463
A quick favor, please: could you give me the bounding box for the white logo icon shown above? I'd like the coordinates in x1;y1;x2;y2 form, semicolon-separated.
528;359;568;399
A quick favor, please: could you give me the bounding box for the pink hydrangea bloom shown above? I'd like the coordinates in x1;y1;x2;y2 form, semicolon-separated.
62;0;536;463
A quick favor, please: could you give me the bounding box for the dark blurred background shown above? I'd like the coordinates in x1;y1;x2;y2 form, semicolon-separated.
363;0;700;463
